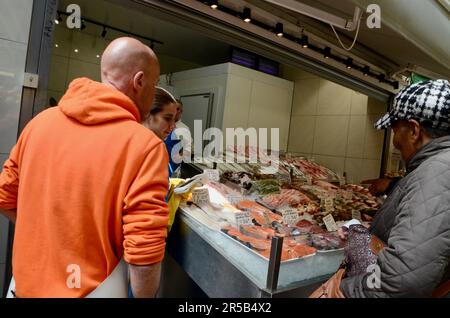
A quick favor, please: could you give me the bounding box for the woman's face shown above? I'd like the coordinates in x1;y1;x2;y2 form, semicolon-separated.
146;102;178;140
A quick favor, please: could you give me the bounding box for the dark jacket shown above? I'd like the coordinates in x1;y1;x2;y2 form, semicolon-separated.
340;136;450;297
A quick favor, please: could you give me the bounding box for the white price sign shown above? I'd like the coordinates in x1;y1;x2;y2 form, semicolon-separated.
227;195;242;205
352;210;362;221
343;191;353;200
235;211;253;227
260;166;278;175
192;188;210;205
323;214;338;232
204;169;220;182
262;212;271;226
279;207;299;226
323;197;335;212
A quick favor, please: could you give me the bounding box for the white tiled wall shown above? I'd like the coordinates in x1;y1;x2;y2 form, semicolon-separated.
288;115;315;154
247;81;292;150
47;24;202;104
285;67;388;184
314;155;346;176
313;116;350;157
317;80;352;116
0;0;33;44
347;115;366;158
222;64;294;151
0;39;28;153
223;75;252;128
291;79;320;116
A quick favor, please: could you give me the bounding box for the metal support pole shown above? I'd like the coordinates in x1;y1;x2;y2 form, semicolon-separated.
266;236;283;291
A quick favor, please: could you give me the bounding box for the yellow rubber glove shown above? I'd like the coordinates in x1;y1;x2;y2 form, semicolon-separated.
167;178;194;232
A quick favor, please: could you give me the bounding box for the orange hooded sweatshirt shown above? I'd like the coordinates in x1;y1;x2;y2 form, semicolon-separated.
0;78;169;297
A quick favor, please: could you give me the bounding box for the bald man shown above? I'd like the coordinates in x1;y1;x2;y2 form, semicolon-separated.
0;37;169;297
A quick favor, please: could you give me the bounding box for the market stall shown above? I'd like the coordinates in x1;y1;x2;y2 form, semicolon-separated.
163;148;380;297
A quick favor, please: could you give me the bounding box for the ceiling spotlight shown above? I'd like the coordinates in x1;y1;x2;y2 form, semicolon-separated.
80;20;86;31
74;49;79;53
210;0;218;9
55;44;59;48
96;54;100;58
243;7;251;23
362;66;370;76
101;26;107;38
345;58;353;69
275;23;284;37
298;35;309;48
55;13;62;25
323;47;331;59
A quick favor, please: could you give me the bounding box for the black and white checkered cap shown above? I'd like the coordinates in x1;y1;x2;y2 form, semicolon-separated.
375;79;450;130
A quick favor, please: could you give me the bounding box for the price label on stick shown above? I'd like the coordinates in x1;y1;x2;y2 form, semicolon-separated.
262;212;271;226
227;195;242;205
343;191;352;200
260;166;278;175
277;206;299;225
192;188;210;205
323;214;338;232
204;169;220;182
322;197;335;212
235;211;253;227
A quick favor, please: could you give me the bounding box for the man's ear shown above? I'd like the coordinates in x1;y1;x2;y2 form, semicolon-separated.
133;71;144;91
408;119;421;142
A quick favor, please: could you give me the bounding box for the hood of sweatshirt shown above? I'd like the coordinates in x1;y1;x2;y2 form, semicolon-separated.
59;78;141;125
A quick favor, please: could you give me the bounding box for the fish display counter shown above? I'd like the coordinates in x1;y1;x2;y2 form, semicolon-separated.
162;153;378;297
165;204;344;297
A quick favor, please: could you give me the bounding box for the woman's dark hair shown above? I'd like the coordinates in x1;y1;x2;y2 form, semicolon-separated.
149;87;177;115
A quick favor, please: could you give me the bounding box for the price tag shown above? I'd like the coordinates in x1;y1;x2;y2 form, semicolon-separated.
204;169;220;182
278;207;299;226
262;211;271;226
192;188;210;205
322;197;335;212
306;176;313;185
235;211;253;227
323;214;338;232
260;166;278;175
352;210;362;221
227;195;242;205
278;173;291;185
343;191;353;200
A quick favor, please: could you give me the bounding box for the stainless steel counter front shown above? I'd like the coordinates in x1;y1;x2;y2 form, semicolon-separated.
164;206;345;298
